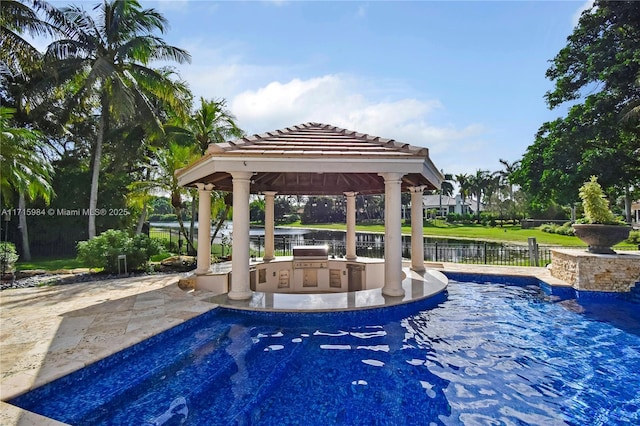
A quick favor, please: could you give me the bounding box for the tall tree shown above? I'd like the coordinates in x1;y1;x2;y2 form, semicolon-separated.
41;0;191;238
497;159;519;201
0;107;54;260
515;0;640;219
132;142;200;254
165;97;244;249
454;173;471;212
0;0;58;77
469;170;491;220
168;97;244;154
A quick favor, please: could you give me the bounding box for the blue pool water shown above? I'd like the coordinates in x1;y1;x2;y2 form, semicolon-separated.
10;275;640;425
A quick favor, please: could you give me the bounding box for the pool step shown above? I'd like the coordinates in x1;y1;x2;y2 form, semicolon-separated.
11;318;234;425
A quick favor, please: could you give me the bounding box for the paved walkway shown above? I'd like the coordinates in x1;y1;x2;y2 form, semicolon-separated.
0;265;565;425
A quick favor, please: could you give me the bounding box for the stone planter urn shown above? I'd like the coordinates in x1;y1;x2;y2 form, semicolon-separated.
572;224;632;254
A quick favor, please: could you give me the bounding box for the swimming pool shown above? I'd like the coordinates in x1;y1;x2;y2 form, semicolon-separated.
10;275;640;425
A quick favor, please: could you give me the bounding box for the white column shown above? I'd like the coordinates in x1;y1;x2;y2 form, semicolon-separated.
344;192;357;260
410;186;426;272
228;171;253;300
263;191;277;261
195;183;214;275
379;172;405;297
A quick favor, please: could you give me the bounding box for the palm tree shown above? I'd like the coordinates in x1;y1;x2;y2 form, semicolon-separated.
0;106;54;260
168;97;244;154
132;142;200;254
469;170;491;220
455;173;470;204
41;0;191;238
497;159;520;201
165;97;244;248
620;72;640;128
0;0;58;77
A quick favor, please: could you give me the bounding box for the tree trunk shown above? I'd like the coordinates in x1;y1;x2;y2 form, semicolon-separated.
136;168;151;235
174;206;196;255
88;98;108;239
135;201;147;234
18;192;31;261
624;185;632;223
210;206;230;245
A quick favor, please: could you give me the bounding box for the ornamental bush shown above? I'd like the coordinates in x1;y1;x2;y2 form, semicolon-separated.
627;230;640;245
77;229;163;274
539;222;575;236
0;242;19;274
578;176;617;224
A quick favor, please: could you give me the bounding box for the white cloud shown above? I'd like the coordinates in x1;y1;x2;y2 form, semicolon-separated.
230;74;489;174
572;0;594;27
143;0;192;14
170;39;289;102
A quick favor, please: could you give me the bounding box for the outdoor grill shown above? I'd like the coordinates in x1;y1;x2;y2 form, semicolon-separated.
292;245;329;269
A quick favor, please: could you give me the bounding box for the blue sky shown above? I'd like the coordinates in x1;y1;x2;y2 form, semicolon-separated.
54;0;592;176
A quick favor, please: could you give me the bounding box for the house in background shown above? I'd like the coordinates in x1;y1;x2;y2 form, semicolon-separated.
422;194;478;218
632;200;640;229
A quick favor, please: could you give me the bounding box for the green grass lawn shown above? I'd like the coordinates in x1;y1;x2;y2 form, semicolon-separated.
282;220;586;246
16;257;93;271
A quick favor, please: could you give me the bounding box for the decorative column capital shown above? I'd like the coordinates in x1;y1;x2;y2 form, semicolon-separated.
378;172;405;183
263;191;277;197
408;185;426;194
230;171;253;181
343;191;358;198
195;183;215;192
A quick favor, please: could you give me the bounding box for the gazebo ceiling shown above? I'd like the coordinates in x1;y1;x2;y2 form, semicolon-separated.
176;122;444;195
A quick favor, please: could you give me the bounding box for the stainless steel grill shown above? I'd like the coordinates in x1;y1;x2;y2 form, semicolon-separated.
292;245;328;269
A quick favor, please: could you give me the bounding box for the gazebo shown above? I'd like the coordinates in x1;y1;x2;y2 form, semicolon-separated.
176;122;444;300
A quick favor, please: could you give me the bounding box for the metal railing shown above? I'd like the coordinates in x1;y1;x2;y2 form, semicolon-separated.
246;236;555;267
149;227;637;268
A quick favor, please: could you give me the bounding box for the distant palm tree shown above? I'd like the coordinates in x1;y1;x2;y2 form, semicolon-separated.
455;173;471;209
469;170;491;220
41;0;191;238
497;158;520;201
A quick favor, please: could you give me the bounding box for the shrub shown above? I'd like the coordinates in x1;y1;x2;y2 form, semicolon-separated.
148;213;178;222
479;212;497;226
446;213;461;223
539;222;575;236
77;229;163;274
0;242;19;274
626;230;640;245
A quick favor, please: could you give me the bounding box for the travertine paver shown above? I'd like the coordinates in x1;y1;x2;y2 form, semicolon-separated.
0;265;567;425
0;274;218;426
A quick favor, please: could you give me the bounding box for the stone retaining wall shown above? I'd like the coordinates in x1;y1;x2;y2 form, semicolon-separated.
551;249;640;292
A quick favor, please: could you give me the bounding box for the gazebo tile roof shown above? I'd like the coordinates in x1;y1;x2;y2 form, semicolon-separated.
181;122;443;195
206;122;428;157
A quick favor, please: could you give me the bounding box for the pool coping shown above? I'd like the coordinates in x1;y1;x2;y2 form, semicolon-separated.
0;263;566;425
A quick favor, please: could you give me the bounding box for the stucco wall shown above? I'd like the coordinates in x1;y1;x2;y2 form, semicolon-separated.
551;249;640;292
